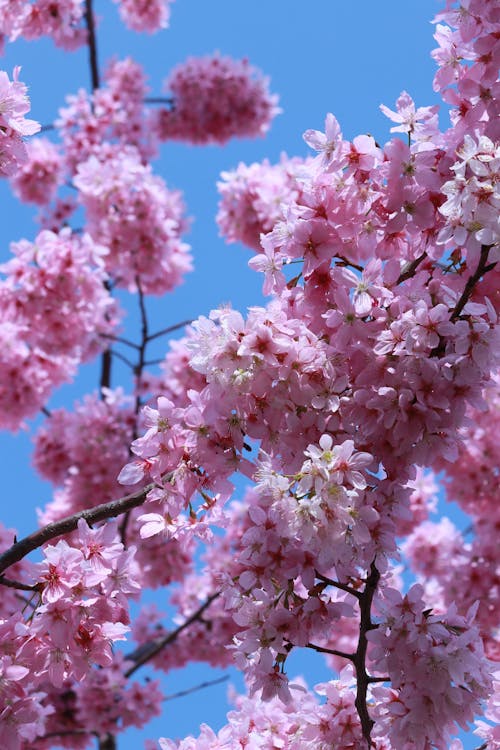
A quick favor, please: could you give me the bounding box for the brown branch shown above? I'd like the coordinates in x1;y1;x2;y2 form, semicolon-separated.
450;244;494;321
144;96;175;106
0;483;154;575
306;642;354;661
0;575;36;592
146;319;193;343
353;561;380;748
397;252;427;284
98;734;116;750
315;570;362;599
124;592;220;678
84;0;100;91
100;334;141;350
110;349;135;370
33;729;97;742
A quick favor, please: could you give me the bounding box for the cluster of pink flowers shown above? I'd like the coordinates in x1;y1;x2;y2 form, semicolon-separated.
33;390;137;521
368;585;492;749
56;57;155;175
9;137;63;205
0;0;86;51
74;144;192;294
216;156;305;251
0;230;117;428
0;67;40;177
113;0;173;33
0;0;498;746
0;519;139;748
160;668;398;750
112;2;500;745
152;54;280;144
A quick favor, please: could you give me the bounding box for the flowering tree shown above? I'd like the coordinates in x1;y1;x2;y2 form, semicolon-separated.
0;0;499;749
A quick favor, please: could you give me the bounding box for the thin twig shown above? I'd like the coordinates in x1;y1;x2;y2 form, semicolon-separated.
0;483;154;575
306;642;354;661
144;96;175;106
450;245;494;321
110;349;135;370
146;319;193;343
397;252;427;284
124;592;220;678
100;334;141;350
164;675;229;701
315;570;362;599
0;575;36;592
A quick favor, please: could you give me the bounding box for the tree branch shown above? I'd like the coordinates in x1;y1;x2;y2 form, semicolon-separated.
450;245;494;321
0;575;36;591
306;642;354;661
146;319;193;343
315;570;362;599
397;252;427;284
353;561;380;748
84;0;100;91
0;483;154;575
164;675;229;702
124;592;220;678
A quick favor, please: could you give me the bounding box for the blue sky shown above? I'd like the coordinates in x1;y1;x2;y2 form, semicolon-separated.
0;2;480;749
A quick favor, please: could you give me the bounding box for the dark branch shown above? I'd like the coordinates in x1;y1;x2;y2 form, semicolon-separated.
306;642;354;661
0;575;36;592
397;252;427;284
84;0;100;91
110;349;135;370
353;561;380;747
100;334;141;350
124;592;220;678
315;570;362;599
0;483;154;575
164;675;229;702
450;244;494;321
146;319;193;343
98;734;117;750
144;96;175;106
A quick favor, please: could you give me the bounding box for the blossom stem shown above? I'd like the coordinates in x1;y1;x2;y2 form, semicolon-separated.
0;575;36;591
124;592;220;677
146;319;193;342
306;642;354;661
110;349;135;370
164;675;229;701
315;570;362;599
0;483;154;575
450;245;494;321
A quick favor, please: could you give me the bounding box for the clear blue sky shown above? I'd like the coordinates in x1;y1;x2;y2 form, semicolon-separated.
1;2;478;749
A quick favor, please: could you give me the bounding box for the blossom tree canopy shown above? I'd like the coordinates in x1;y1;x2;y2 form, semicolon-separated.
0;1;499;749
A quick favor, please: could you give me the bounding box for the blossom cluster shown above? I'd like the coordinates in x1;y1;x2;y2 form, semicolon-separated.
0;230;118;429
0;67;39;177
369;585;492;749
152;54;280;144
0;0;86;51
216;156;305;251
0;520;139;748
0;0;498;746
113;0;173;33
74;144;192;294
